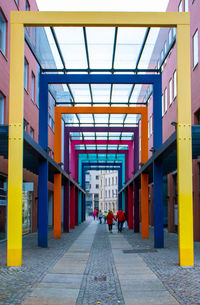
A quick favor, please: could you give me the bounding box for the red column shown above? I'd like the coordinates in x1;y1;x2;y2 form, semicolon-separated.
70;183;75;229
128;183;134;229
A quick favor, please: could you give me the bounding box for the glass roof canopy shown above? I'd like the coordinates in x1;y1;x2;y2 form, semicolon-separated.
34;25;176;152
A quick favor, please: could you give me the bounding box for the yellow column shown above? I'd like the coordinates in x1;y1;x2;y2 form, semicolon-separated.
177;24;194;266
7;22;24;266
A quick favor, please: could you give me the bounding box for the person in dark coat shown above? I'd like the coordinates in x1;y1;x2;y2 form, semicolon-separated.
106;210;116;233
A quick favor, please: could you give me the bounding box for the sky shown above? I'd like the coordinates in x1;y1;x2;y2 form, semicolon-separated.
36;0;169;12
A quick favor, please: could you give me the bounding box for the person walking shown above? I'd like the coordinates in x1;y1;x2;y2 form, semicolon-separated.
103;210;108;223
93;210;97;220
98;210;103;224
106;210;116;233
116;209;125;232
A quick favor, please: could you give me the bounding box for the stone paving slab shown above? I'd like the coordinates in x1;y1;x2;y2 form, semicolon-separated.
21;297;76;305
30;287;79;298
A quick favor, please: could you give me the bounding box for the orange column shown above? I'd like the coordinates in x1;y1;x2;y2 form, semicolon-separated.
53;109;62;238
141;108;149;238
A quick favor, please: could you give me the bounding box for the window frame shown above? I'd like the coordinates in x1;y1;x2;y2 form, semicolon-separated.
164;87;168;113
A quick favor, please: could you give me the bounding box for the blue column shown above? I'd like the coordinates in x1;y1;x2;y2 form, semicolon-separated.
38;75;49;247
153;75;164;248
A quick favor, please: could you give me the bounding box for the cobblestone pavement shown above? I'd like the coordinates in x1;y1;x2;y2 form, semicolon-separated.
0;222;89;305
123;227;200;305
76;223;125;305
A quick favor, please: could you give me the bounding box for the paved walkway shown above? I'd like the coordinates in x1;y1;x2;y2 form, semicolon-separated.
21;222;178;305
1;220;200;304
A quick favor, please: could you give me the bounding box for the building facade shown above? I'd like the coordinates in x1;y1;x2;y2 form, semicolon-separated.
0;0;58;240
146;0;200;240
99;170;118;213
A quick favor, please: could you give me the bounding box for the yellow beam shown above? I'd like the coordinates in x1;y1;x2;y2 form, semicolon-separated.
11;11;190;27
7;23;24;266
177;24;194;266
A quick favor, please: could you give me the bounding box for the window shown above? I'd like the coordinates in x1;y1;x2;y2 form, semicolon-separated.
96;184;99;189
105;191;107;198
115;176;117;184
148;120;150;138
173;70;177;99
162;94;164;117
0;11;6;56
193;30;198;68
112;177;114;185
195;109;200;125
24;119;29;132
164;88;168;113
26;0;30;11
169;79;173;105
24;58;29;91
184;0;189;12
30;127;34;139
31;72;35;102
109;190;110;198
0;92;4;124
96;175;99;180
178;0;183;12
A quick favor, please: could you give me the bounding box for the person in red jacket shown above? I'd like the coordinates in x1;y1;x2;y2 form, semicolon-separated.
106;210;116;233
116;210;125;232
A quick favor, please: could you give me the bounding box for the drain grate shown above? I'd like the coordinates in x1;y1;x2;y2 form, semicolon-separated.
123;249;157;254
94;275;107;281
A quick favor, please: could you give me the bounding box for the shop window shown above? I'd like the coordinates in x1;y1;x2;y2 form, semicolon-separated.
193;30;198;68
31;72;35;102
0;11;6;56
24;58;29;91
0;92;4;124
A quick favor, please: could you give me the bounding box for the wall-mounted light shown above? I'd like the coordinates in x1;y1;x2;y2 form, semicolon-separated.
171;121;177;128
150;147;156;153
